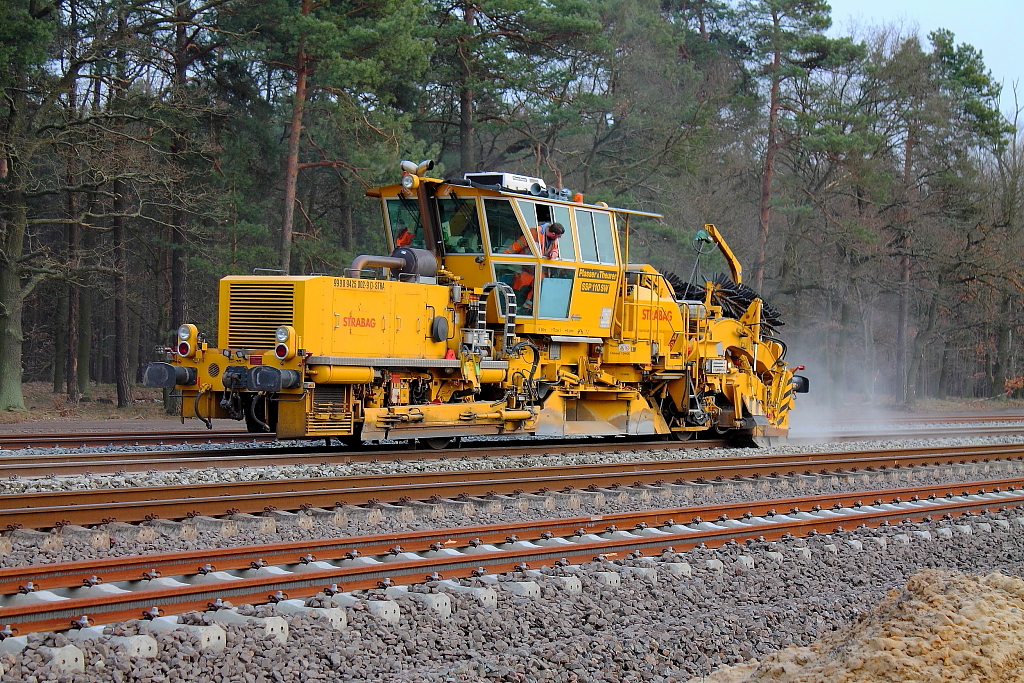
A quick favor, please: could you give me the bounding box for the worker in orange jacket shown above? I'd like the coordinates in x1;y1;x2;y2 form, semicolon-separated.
504;222;564;259
503;222;564;310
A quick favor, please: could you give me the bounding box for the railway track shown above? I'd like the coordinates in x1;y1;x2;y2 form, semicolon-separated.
2;442;1021;530
0;430;262;451
0;437;727;478
788;423;1024;442
801;414;1024;426
2;421;1024;479
1;412;1023;454
2;478;1020;633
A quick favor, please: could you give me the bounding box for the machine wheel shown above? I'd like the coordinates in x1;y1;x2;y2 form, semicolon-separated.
662;430;694;442
421;437;460;450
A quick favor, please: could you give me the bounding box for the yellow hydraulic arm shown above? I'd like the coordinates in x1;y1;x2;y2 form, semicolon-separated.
699;224;742;284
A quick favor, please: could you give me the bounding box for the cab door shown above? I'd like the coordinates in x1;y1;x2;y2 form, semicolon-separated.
568;208;620;336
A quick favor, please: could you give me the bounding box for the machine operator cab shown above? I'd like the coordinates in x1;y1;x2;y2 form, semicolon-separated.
366;166;666;340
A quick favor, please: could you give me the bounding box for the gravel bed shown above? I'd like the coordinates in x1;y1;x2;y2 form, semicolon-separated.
2;437;1023;568
3;511;1023;682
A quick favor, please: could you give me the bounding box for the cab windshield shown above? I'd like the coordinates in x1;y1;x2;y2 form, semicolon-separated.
386;198;424;249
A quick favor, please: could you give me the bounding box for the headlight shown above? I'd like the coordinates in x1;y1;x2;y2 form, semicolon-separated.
401;173;418;189
178;325;192;340
275;326;290;342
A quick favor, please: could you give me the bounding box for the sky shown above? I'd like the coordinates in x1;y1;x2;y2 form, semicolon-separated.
825;0;1023;117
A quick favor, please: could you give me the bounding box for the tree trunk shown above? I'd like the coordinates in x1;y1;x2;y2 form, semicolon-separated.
52;284;67;393
281;0;314;275
894;241;910;401
458;3;477;175
342;200;354;251
77;283;92;398
936;339;951;399
753;65;782;294
0;192;27;410
113;180;133;407
66;182;82;403
992;292;1013;397
129;307;141;384
170;5;191;333
906;297;937;404
894;128;915;403
830;299;851;407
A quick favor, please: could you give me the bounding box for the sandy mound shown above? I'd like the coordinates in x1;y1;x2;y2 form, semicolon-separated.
690;569;1024;683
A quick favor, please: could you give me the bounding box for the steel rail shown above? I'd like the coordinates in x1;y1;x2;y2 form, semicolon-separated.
0;431;260;451
0;438;728;477
2;431;1023;482
789;424;1024;443
805;414;1024;426
2;443;1022;530
2;478;1019;596
3;481;1021;634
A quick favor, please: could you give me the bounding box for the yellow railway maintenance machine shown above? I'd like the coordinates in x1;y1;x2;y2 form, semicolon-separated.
145;161;808;447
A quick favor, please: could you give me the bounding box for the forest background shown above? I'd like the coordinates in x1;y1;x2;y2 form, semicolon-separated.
1;0;1021;413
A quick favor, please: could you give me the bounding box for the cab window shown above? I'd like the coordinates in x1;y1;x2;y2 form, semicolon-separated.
494;263;536;316
386;198;424;249
575;208;616;264
576;210;598;262
517;200;575;261
486;199;532;255
439;198;483;253
537;266;575;318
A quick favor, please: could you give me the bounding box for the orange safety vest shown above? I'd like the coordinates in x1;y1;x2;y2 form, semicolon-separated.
505;227;559;259
395;228;413;247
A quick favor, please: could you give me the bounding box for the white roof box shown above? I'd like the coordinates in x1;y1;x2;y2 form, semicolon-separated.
464;172;546;194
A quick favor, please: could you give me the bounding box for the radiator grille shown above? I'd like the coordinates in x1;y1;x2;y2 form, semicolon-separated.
227;283;295;348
